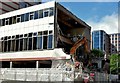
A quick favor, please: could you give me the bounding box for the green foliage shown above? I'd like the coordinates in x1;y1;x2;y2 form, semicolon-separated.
110;54;120;74
91;49;104;58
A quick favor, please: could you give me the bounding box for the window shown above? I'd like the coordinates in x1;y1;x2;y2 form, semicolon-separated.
49;8;54;16
43;31;48;35
33;37;37;50
37;36;42;49
2;19;5;26
28;33;33;50
9;17;12;25
7;40;11;52
20;39;23;51
12;16;16;24
15;35;19;51
43;36;48;49
17;15;21;23
48;35;53;49
5;18;9;25
21;14;24;22
39;10;43;18
30;12;34;20
24;13;29;21
44;9;49;17
4;37;7;52
34;11;38;19
23;38;28;50
0;40;2;52
0;19;1;26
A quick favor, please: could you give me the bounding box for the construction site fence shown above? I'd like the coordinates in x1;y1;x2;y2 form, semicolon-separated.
0;68;113;82
0;68;75;82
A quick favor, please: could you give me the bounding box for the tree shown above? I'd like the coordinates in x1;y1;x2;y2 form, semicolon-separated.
110;54;120;74
91;49;104;58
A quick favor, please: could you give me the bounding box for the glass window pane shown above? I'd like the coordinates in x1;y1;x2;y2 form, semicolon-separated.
28;38;32;50
0;19;1;26
5;18;9;25
15;39;19;51
8;40;11;52
4;41;7;52
21;14;24;22
11;40;15;51
2;19;5;26
44;10;49;17
43;31;48;35
0;40;2;52
43;36;47;49
34;11;38;19
37;37;42;49
9;17;12;25
24;38;28;50
20;39;23;51
30;12;34;20
17;15;21;23
49;8;54;16
24;13;29;21
12;16;16;24
48;35;53;49
39;10;43;18
33;37;37;50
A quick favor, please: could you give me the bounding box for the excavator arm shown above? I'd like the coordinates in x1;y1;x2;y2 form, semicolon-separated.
70;37;89;55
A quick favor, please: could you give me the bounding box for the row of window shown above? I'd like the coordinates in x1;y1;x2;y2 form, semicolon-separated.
0;30;53;52
0;7;54;26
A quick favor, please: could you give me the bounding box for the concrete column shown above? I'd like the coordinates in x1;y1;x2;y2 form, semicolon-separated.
36;61;39;69
10;61;12;68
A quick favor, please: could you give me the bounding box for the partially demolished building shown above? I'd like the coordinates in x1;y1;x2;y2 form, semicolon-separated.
0;1;91;68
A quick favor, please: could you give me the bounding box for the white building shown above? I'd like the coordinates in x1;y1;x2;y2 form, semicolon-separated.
109;33;120;54
0;1;91;68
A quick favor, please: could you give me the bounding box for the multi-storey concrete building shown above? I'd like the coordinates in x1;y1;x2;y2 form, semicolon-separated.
0;1;91;68
92;30;110;56
109;33;120;54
